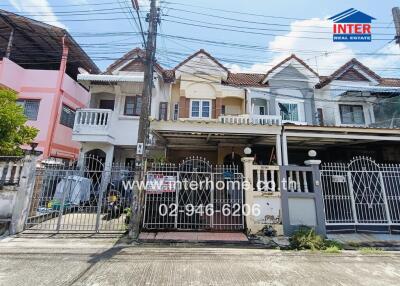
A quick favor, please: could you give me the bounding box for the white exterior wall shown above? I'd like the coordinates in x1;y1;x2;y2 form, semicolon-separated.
314;80;376;127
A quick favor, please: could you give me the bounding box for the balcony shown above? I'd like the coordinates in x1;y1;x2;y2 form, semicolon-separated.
219;114;282;126
72;108;140;145
72;109;114;144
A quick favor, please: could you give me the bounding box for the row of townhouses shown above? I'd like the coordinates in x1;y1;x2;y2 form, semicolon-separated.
1;10;400;236
73;48;400;169
1;10;398;169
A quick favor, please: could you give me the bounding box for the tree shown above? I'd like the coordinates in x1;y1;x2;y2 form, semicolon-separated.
0;88;38;156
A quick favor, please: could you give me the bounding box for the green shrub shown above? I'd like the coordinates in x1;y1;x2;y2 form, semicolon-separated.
289;226;343;251
289;226;325;250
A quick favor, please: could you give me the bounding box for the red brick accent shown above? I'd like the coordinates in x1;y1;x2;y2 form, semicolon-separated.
215;98;223;117
179;96;189;118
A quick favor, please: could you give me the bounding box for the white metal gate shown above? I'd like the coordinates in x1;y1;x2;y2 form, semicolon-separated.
321;157;400;230
143;157;244;231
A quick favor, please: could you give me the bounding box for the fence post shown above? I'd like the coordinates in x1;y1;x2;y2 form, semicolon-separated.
10;155;37;235
305;159;327;237
241;157;255;232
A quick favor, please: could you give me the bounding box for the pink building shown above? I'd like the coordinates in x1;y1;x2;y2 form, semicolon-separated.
0;10;99;160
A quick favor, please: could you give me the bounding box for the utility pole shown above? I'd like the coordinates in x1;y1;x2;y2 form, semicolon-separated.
393;7;400;45
129;0;159;239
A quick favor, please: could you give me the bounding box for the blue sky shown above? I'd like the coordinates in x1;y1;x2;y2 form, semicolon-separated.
4;0;400;77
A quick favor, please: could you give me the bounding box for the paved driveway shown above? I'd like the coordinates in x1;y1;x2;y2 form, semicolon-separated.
1;236;400;286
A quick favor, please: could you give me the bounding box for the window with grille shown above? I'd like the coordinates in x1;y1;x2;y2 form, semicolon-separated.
17;99;40;121
159;102;168;120
339;104;365;124
60;104;76;128
124;96;142;116
173;103;179;120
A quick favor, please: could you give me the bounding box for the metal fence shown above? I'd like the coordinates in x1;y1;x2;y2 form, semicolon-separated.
321;157;400;231
24;156;134;233
143;157;244;231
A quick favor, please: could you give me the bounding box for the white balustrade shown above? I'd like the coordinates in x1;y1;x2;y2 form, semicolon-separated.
74;109;112;130
0;157;24;185
219;114;282;126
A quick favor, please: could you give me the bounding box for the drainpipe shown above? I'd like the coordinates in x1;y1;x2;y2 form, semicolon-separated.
44;35;69;158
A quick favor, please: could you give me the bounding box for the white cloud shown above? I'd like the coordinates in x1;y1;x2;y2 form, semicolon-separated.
8;0;66;29
230;18;400;78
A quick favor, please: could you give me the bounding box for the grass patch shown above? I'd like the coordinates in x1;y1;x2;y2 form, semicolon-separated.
289;226;343;252
324;245;342;254
359;247;384;254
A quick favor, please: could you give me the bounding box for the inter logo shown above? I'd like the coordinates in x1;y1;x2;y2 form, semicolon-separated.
329;8;375;42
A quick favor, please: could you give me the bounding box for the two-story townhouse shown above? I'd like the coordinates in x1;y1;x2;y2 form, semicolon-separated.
74;48;173;168
0;10;99;161
150;49;283;168
281;58;400;165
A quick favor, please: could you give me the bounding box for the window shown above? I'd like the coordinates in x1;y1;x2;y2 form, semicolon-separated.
60;104;76;128
190;100;211;119
17;99;40;121
124;96;142;116
221;105;226;115
159;102;168;120
173;103;179;120
339;105;365;125
279;103;299;121
99;100;114;110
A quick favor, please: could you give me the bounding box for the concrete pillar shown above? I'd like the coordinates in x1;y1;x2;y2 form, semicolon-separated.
276;134;282;166
241;157;255;232
282;134;288;165
304;159;326;236
10;155;38;234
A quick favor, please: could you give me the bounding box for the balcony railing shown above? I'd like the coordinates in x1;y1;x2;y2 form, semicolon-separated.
219;114;282;126
74;109;112;130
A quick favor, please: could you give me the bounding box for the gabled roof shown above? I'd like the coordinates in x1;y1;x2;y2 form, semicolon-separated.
105;48;145;74
328;8;375;23
222;73;267;87
262;54;319;83
316;58;381;88
174;49;229;73
104;47;174;82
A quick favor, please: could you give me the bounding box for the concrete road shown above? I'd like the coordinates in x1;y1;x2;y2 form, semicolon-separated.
1;236;400;286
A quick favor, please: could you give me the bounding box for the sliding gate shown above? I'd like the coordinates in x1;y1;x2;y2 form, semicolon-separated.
321;157;400;232
143;157;244;231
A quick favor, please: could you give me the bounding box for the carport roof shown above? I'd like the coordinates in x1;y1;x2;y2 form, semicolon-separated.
151;120;281;148
0;9;100;79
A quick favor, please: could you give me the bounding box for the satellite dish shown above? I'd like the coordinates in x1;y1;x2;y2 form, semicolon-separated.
78;67;89;74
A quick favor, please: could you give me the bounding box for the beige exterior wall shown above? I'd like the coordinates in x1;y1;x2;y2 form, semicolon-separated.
170;74;246;120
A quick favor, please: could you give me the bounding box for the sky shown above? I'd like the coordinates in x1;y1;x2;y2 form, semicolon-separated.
3;0;400;77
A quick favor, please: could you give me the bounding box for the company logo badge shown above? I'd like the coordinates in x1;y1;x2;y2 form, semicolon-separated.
328;8;375;42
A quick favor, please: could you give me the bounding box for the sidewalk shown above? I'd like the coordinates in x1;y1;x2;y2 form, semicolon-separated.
1;235;400;285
